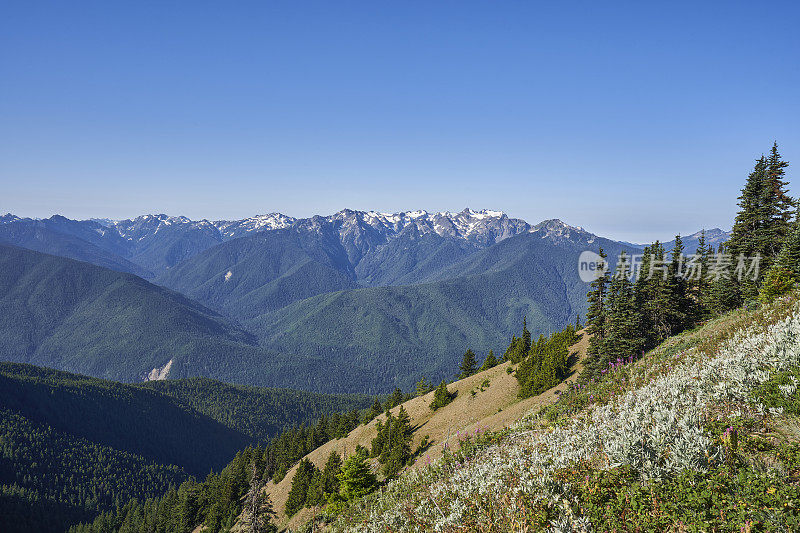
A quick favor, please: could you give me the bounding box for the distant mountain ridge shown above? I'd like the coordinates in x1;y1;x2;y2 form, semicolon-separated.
0;209;536;277
1;209;729;277
0;209;731;394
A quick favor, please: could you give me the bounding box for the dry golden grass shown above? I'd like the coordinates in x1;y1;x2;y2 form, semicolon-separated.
250;332;589;531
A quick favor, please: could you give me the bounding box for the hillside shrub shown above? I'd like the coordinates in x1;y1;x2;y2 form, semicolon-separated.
760;265;796;304
429;381;455;411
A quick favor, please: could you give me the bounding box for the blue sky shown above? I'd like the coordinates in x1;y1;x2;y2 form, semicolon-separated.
1;1;798;242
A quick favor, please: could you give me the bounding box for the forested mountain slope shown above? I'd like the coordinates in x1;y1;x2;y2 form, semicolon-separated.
0;363;373;533
141;378;373;441
248;230;636;392
155;229;358;319
0;244;269;382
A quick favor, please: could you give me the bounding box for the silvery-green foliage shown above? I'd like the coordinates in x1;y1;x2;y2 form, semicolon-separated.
332;306;800;532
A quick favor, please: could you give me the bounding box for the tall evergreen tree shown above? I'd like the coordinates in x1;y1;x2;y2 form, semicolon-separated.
729;156;768;258
457;349;478;379
759;208;800;303
634;244;656;348
381;406;413;477
709;242;742;313
775;210;800;276
306;451;342;506
478;350;498;371
284;458;317;516
415;377;434;397
386;387;404;410
585;247;611;362
521;317;532;354
692;230;713;317
516;325;578;398
724;145;793;305
502;336;525;363
241;462;277;533
761;142;794;258
666;235;691;332
588;253;643;376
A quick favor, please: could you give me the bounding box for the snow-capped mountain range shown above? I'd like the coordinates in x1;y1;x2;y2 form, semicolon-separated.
2;207;578;245
115;208;538;245
0;208;729;280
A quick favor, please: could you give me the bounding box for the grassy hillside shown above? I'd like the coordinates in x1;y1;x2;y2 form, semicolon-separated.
323;293;800;531
262;332;590;531
70;294;800;532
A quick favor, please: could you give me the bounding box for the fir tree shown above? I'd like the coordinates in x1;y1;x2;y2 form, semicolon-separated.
761;142;794;258
775;211;800;276
666;235;691;332
306;451;341;506
305;469;323;507
521;317;532;354
336;453;376;501
588;253;643;376
633;244;655;347
709;242;742;313
284;458;317;516
692;230;713;317
381;406;413;477
386;387;404;410
363;399;383;424
415;377;434;397
457;349;477;379
478;350;497;371
516;325;578;398
502;336;525;363
241;462;277;533
585;247;611;362
759;209;800;302
429;380;455;410
724;145;793;306
647;242;675;342
729;156;768;258
320;451;343;497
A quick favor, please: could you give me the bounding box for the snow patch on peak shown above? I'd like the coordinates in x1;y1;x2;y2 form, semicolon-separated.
532;219;595;244
89;218;117;227
213;213;296;239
